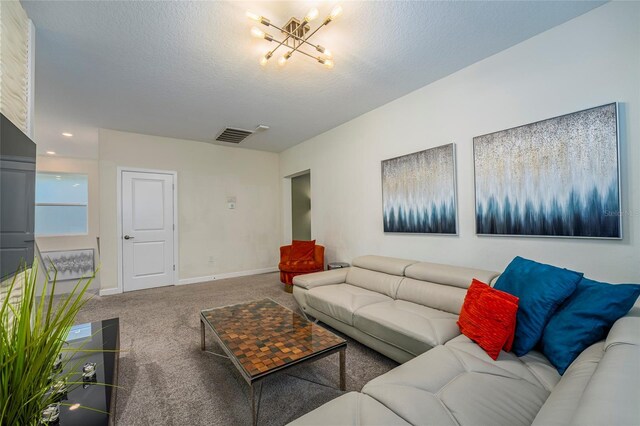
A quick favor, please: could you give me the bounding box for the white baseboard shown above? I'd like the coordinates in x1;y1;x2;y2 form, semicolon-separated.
99;287;122;296
97;267;277;295
178;266;278;286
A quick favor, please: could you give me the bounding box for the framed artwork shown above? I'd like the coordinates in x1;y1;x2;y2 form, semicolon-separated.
473;102;621;239
42;248;95;282
382;143;457;234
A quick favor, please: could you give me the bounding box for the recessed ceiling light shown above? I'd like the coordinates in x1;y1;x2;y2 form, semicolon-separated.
46;151;56;155
62;132;73;137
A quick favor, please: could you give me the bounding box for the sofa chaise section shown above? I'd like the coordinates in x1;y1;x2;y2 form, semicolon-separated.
288;308;640;426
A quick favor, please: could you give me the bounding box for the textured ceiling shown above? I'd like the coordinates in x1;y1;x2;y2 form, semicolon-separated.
22;1;603;157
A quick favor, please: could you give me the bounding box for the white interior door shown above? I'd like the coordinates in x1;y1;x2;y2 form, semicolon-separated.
121;171;175;292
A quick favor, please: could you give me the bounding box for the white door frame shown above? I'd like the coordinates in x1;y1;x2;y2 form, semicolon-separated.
116;167;179;294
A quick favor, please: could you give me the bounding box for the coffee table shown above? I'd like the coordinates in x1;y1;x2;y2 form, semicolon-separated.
200;298;346;425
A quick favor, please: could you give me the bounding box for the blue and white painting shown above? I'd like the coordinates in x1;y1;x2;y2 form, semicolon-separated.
382;144;457;234
474;103;621;238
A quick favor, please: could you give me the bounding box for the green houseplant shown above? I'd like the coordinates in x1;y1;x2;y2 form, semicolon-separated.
0;263;93;425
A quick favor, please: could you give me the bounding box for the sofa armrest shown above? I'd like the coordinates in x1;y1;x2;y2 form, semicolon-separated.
293;268;349;290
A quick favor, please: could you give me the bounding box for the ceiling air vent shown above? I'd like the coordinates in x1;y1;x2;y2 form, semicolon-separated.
215;127;254;144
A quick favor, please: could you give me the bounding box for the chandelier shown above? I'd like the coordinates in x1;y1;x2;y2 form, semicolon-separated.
247;5;342;68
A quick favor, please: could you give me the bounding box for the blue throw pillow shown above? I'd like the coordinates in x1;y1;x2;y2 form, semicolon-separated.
494;256;582;356
540;278;640;374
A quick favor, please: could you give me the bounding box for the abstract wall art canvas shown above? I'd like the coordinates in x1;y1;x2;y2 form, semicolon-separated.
474;103;621;239
382;143;457;234
42;248;95;281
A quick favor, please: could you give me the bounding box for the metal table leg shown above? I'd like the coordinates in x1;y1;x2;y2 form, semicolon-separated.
250;384;256;426
200;319;205;351
339;348;346;391
250;381;263;425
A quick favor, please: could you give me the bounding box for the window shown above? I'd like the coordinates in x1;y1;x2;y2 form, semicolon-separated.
35;173;88;236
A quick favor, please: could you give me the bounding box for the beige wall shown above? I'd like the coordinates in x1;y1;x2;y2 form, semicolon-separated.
35;155;101;291
99;129;281;292
0;0;32;135
280;2;640;283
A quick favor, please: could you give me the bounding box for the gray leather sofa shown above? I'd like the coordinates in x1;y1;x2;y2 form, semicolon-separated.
292;255;499;363
290;255;640;426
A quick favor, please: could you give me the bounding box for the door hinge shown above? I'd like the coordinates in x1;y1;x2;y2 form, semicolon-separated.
173;265;176;271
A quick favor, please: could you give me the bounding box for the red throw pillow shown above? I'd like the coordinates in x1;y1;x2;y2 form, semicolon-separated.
457;279;519;360
290;240;316;261
464;279;519;351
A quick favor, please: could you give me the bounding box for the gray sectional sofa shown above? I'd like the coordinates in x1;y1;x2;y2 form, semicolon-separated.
293;255;499;363
289;255;640;426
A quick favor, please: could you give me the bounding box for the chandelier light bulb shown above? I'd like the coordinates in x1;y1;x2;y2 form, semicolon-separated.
305;8;319;22
260;51;273;66
278;56;288;66
323;59;334;69
330;5;343;20
246;11;261;22
316;45;333;58
251;27;265;39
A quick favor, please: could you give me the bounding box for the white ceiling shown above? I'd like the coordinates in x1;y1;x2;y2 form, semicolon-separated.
23;0;604;157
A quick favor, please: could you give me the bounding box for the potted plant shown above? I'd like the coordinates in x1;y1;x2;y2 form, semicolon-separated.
0;263;94;425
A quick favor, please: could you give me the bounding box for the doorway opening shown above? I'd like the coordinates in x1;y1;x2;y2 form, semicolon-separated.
291;172;311;240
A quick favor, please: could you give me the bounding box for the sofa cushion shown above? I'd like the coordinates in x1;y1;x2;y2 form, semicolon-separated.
363;340;554;426
571;333;640;426
305;284;391;326
353;300;459;356
287;392;411;426
531;342;604;426
494;256;583;356
345;267;405;298
351;255;417;276
396;277;468;314
404;261;499;289
540;278;640;374
445;334;560;392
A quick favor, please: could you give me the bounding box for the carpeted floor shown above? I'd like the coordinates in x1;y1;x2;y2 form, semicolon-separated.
75;272;397;426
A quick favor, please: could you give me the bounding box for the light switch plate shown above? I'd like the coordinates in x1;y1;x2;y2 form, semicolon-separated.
227;196;236;210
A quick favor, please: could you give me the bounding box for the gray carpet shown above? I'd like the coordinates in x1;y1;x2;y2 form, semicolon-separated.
75;272;397;426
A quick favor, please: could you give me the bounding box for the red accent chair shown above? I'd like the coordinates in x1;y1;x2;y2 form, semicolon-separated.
279;242;324;293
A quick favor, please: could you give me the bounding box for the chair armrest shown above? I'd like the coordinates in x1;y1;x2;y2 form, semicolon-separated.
280;245;292;262
293;268;349;290
314;245;325;269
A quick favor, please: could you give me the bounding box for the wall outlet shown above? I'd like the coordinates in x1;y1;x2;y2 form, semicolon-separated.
227;196;236;210
208;256;214;264
227;202;236;209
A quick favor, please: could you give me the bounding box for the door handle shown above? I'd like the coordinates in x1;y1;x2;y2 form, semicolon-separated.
124;235;134;240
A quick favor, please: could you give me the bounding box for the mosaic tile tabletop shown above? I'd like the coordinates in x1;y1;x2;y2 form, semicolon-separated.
201;299;346;379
